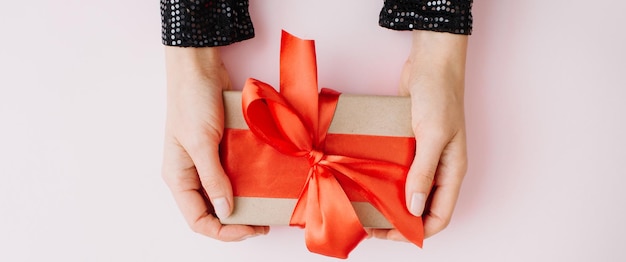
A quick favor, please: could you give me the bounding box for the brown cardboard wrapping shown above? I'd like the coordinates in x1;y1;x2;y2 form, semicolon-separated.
220;90;413;228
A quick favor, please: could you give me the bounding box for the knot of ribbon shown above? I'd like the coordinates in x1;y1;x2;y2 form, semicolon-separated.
307;150;324;167
240;31;423;259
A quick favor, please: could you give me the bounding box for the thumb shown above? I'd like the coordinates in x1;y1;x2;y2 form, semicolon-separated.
406;135;446;217
187;140;233;220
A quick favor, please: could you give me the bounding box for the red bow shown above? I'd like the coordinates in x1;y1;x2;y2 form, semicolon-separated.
239;31;423;258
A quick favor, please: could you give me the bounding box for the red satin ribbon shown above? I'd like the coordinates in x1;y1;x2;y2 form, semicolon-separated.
223;31;423;258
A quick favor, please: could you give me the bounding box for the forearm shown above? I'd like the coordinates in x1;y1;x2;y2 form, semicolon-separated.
400;30;468;109
163;46;230;147
408;31;468;84
164;47;229;90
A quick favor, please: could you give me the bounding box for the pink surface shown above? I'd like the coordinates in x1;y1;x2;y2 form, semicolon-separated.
1;0;626;261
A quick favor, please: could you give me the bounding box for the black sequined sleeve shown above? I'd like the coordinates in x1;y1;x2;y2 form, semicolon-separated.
379;0;473;34
161;0;254;47
161;0;473;48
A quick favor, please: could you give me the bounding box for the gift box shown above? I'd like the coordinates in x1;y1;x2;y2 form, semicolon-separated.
219;31;423;258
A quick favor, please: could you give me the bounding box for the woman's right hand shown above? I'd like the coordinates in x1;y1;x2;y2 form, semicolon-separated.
162;46;269;241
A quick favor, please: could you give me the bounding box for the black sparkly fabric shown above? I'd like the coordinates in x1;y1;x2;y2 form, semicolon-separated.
379;0;473;34
160;0;254;47
161;0;472;47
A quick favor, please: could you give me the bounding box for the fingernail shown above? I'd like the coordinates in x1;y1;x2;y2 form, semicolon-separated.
409;193;426;217
213;197;230;219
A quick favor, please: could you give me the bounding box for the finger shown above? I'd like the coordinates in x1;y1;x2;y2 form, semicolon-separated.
172;186;267;241
185;136;234;220
368;229;410;243
422;133;467;238
162;140;269;241
406;133;447;217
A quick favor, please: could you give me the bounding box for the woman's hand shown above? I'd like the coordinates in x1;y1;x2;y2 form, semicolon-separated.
370;30;469;241
161;46;268;241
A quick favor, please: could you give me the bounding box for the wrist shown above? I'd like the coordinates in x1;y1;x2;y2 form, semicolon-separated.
165;46;224;67
407;30;468;82
164;46;231;91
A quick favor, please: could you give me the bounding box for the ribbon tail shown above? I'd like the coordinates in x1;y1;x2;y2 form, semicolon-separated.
280;30;319;133
290;169;312;228
324;156;424;247
296;166;367;259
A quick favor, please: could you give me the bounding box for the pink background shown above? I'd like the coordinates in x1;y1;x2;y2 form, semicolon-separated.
1;0;626;261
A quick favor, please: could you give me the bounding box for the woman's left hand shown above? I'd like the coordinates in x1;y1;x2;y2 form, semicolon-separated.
369;30;469;240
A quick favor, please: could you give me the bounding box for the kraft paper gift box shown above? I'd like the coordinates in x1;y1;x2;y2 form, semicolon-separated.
221;91;414;227
217;31;423;259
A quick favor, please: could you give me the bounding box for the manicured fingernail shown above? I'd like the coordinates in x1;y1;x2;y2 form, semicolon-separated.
409;193;426;217
213;197;230;219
